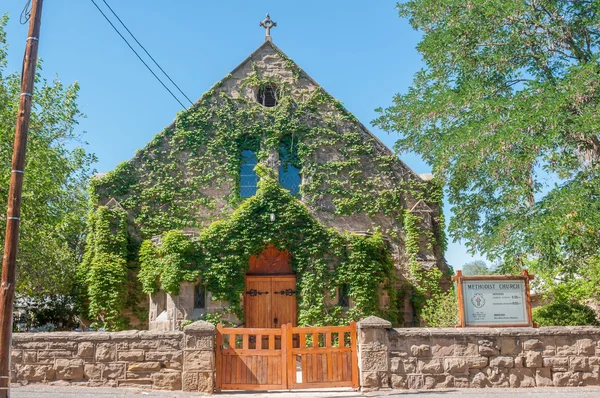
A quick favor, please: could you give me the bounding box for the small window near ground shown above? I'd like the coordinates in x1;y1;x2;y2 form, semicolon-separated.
338;284;350;309
240;150;259;198
194;284;206;310
257;86;279;107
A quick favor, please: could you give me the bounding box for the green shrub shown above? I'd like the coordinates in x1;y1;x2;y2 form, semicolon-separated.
533;302;599;326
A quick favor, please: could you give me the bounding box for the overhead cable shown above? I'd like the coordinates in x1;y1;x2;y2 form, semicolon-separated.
89;0;188;109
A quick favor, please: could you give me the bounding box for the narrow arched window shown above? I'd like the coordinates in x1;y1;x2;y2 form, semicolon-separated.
240;150;259;198
279;140;301;195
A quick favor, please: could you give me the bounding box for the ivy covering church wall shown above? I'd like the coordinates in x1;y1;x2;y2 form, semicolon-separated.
81;43;447;329
139;169;398;325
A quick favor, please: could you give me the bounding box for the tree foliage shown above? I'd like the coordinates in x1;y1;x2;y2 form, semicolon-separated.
462;260;493;276
376;1;600;301
0;15;95;298
533;302;599;326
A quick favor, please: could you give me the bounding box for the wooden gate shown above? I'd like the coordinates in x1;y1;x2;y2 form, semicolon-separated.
216;323;358;391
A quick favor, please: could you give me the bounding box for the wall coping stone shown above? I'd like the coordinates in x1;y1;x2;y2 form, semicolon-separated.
358;316;392;329
12;330;183;342
183;321;215;334
389;326;600;338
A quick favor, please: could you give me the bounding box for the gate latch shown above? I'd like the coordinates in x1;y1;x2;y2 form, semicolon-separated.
274;288;296;296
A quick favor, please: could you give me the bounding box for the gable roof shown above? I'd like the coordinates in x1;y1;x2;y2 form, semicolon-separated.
163;40;427;183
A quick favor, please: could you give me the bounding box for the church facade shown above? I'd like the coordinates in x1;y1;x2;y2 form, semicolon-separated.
82;27;448;331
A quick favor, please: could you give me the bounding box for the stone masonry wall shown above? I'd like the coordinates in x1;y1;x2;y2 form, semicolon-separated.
358;316;600;390
10;321;215;394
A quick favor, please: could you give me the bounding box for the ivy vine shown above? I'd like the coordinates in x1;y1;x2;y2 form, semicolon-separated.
82;46;446;328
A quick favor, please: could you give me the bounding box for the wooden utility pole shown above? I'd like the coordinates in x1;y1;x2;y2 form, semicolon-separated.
0;1;44;396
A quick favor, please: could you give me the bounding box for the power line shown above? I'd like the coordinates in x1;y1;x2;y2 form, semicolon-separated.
89;0;188;109
101;0;194;106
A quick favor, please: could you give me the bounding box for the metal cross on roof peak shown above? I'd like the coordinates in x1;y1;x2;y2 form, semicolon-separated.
260;13;277;42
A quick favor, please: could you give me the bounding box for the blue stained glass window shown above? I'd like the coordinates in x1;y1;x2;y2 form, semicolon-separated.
279;143;301;195
240;150;259;198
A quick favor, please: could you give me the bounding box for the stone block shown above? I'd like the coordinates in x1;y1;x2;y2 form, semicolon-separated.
556;336;578;357
553;371;582;387
466;356;488;369
23;351;36;363
11;350;22;364
15;364;55;381
128;362;162;372
390;374;407;389
444;358;468;373
104;363;126;379
185;335;214;350
582;371;600;386
410;344;430;357
478;340;499;356
360;350;388;372
570;356;589;372
360;371;382;389
406;374;424;389
431;339;455;357
536;367;553;387
454;342;478;356
418;359;443;374
402;357;417;373
469;372;488;388
182;372;199;391
523;339;543;351
489;356;514;368
590;357;600;366
183;350;214;371
145;351;183;363
37;350;73;360
197;371;214;394
390;357;403;373
525;351;542;368
55;359;84;380
509;368;535;388
486;369;510;387
118;350;145;362
48;341;78;350
77;342;94;358
578;338;596;356
500;338;521;355
95;343;116;362
152;370;182;390
544;357;569;371
118;379;153;389
84;364;103;380
424;374;453;389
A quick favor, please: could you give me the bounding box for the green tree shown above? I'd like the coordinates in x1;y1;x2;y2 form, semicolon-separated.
462;260;493;276
0;15;95;298
375;1;600;302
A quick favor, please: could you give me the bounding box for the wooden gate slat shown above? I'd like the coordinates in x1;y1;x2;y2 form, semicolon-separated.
216;323;357;391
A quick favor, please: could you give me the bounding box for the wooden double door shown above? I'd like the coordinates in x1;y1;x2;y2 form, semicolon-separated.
245;275;297;328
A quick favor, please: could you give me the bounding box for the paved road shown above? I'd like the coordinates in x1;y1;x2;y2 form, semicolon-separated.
9;386;600;397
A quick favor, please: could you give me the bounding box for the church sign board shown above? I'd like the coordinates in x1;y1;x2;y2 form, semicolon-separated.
452;270;535;328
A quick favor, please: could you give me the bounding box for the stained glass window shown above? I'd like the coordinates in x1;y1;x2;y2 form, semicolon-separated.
279;142;301;195
240;149;259;198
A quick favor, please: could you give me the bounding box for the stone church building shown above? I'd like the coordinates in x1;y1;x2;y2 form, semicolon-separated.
87;18;447;331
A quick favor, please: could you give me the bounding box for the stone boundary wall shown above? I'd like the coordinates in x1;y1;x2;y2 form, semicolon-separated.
357;316;600;390
10;321;215;394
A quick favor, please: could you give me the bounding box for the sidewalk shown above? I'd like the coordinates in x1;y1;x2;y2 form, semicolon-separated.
9;385;600;397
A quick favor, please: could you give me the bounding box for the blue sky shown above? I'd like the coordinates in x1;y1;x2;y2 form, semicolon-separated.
2;0;487;269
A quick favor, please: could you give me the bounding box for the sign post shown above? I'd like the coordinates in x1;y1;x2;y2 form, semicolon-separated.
452;270;535;328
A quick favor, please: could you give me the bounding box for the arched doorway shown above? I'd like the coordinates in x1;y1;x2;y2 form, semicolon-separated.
244;245;297;328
